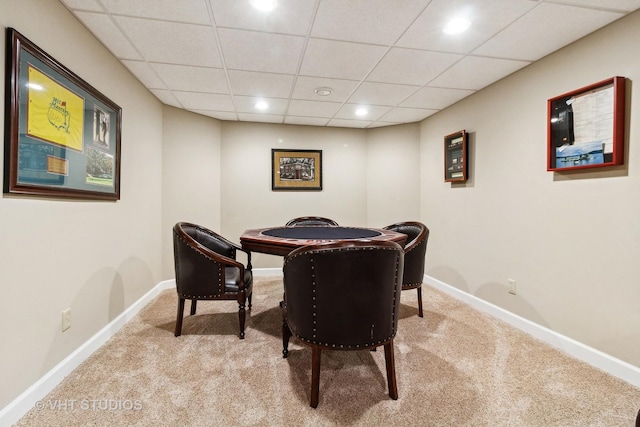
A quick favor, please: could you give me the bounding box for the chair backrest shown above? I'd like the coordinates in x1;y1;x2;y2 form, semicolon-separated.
285;216;338;227
383;221;429;286
283;240;404;348
173;222;233;298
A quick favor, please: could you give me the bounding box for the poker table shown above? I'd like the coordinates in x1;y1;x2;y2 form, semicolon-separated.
240;226;407;256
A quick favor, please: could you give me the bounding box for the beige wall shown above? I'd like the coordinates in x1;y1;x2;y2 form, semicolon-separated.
220;122;369;267
420;11;640;367
218;122;420;268
366;123;421;228
162;106;222;278
0;0;164;408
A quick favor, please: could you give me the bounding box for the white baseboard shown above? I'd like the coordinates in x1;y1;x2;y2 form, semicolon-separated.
253;267;283;276
0;271;277;426
3;272;638;426
424;274;640;389
0;279;175;427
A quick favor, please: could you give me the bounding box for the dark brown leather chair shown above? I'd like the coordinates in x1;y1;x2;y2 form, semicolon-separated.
285;216;338;226
281;240;404;408
173;222;253;339
383;221;429;317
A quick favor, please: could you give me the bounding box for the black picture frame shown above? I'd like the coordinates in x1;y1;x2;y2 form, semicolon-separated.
4;28;122;200
444;130;467;182
271;149;322;191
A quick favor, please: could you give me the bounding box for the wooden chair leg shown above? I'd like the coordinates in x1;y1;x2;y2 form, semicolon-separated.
384;341;398;400
190;299;197;315
238;300;246;339
248;291;253;310
417;286;423;318
282;321;292;358
310;346;321;408
174;298;185;337
280;300;292;358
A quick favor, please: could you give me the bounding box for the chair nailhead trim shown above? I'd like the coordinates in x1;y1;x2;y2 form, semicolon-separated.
286;245;402;347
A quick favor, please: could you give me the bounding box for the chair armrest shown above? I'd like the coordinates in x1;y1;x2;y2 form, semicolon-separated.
236;246;252;271
214;235;253;271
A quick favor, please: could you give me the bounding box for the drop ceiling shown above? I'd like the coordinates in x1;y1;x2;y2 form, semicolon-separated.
59;0;640;128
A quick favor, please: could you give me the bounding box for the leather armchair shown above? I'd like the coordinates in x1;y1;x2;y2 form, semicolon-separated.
281;240;404;407
383;221;429;317
173;222;253;339
285;216;338;226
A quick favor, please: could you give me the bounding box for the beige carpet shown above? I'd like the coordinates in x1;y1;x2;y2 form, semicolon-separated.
16;277;640;426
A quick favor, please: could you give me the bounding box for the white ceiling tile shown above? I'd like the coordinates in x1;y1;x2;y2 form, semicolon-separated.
150;64;229;93
550;0;640;12
115;16;222;67
397;0;537;54
368;48;463;86
218;29;305;74
367;121;402;128
172;92;234;110
429;56;530;90
284;116;331;126
150;89;181;107
101;0;210;24
327;119;372;128
287;100;342;118
234;96;289;115
227;70;294;97
73;11;142;60
66;0;640;127
237;113;284;124
311;0;431;45
379;107;437;123
300;39;388;80
334;104;391;121
292;77;360;102
347;82;420;107
122;60;166;88
60;0;104;12
400;87;475;109
190;110;238;121
209;0;316;35
474;3;624;61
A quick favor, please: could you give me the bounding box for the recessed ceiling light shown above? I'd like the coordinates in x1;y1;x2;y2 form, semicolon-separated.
443;17;471;35
255;100;269;110
314;87;333;96
250;0;277;12
355;107;368;117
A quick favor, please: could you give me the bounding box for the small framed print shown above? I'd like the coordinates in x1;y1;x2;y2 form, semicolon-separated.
444;130;467;182
547;77;625;172
272;149;322;191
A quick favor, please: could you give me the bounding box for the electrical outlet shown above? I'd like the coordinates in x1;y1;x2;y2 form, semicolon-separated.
508;279;516;295
62;308;71;332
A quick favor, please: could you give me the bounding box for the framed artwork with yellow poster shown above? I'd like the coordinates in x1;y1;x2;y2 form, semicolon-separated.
4;28;122;200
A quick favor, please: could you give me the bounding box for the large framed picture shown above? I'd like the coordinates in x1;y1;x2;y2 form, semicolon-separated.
272;149;322;191
4;28;122;200
547;76;625;172
444;130;467;182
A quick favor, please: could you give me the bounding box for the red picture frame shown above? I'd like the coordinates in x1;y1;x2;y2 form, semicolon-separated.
547;77;625;172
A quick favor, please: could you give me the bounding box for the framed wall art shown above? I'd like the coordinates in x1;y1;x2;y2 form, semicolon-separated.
547;76;625;172
272;149;322;191
4;28;122;200
444;130;467;182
